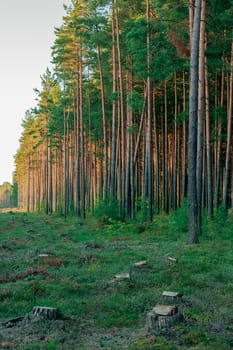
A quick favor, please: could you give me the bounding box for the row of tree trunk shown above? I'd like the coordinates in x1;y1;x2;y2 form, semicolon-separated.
14;0;233;242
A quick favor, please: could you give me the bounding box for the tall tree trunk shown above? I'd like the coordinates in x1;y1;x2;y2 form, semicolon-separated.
79;47;86;218
164;81;169;213
153;89;160;213
27;156;31;212
223;42;233;210
205;52;213;218
146;0;153;221
182;71;188;200
214;69;224;208
187;0;202;244
173;72;178;210
196;0;206;234
45;130;49;215
48;137;53;213
64;109;69;218
125;58;135;218
115;0;125;216
189;0;195;47
75;77;81;217
110;16;117;201
97;45;108;199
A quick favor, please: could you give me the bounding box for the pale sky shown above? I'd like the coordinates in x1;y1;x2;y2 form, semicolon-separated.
0;0;71;185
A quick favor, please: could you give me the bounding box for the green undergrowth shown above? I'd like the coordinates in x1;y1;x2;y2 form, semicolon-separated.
0;209;233;349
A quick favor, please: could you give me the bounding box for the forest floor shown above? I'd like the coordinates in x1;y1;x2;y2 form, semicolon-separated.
0;208;233;349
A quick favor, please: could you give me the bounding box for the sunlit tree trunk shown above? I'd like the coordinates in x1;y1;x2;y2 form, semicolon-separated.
153;89;160;213
110;16;117;201
97;45;108;199
79;47;86;218
125;59;135;218
64;108;69;218
114;0;125;216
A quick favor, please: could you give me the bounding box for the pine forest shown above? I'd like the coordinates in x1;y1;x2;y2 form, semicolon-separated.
14;0;233;243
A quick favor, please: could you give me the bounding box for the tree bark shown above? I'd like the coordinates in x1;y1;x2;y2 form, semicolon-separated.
164;81;169;213
205;52;213;218
97;45;108;200
146;0;153;221
223;42;233;210
114;0;125;216
110;15;117;201
187;0;202;244
196;0;206;234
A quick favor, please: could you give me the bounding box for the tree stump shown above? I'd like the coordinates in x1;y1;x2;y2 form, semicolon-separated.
162;291;183;303
113;272;130;281
31;306;58;320
38;254;50;258
147;311;157;331
147;304;180;334
166;256;177;264
133;260;148;267
153;304;178;316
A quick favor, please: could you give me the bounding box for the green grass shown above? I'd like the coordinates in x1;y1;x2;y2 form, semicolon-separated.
0;210;233;349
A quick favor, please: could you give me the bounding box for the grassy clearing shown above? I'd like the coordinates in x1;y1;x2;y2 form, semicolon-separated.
0;209;233;349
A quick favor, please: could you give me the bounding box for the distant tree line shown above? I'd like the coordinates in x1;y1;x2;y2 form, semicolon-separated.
0;182;17;208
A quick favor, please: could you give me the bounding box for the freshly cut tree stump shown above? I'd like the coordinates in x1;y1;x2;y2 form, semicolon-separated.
32;306;58;320
153;304;178;316
129;260;149;281
147;304;180;333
